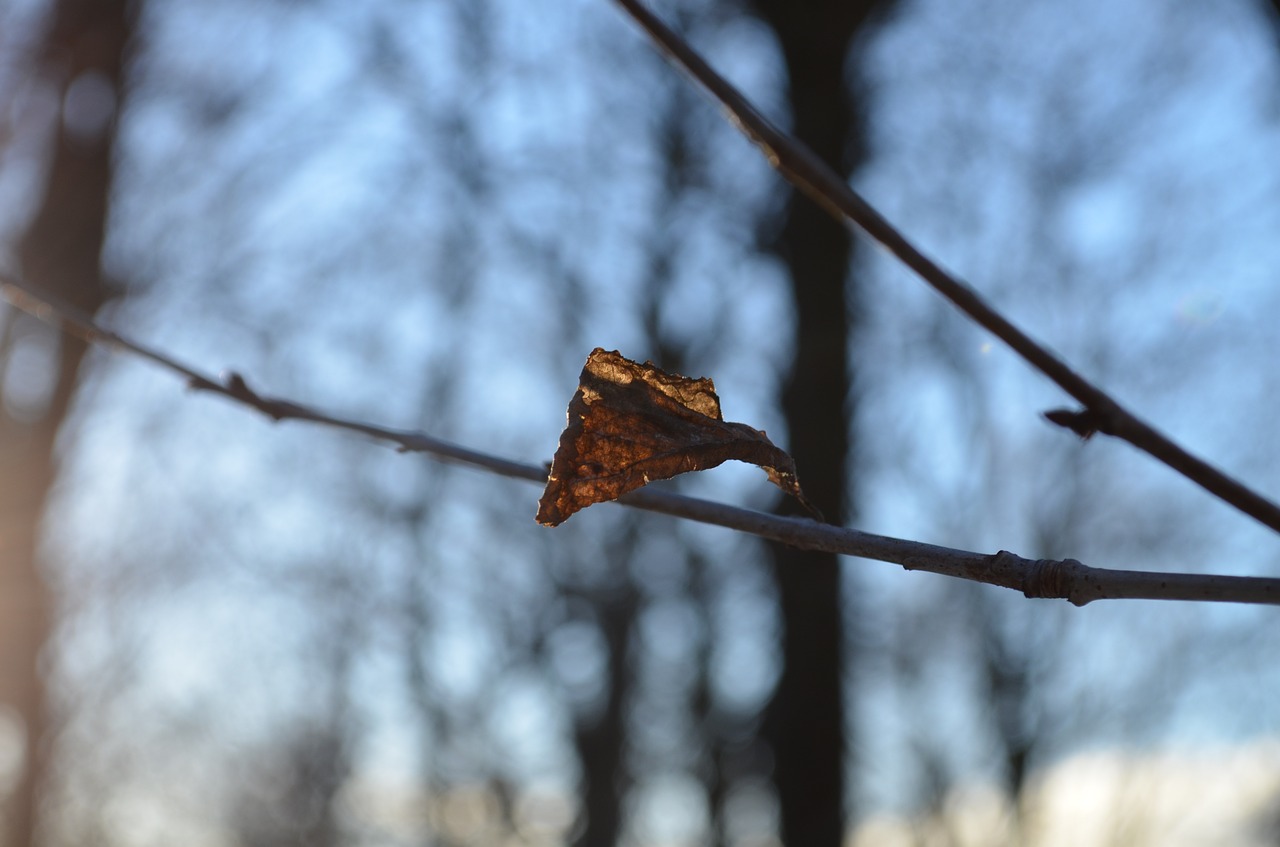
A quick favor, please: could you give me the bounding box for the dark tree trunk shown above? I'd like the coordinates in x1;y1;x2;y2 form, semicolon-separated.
571;586;636;847
744;1;894;844
2;1;133;844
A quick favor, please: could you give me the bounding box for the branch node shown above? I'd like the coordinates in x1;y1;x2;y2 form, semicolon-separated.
1043;407;1112;440
185;374;218;393
222;371;287;420
1022;557;1070;600
990;549;1021;571
223;370;253;397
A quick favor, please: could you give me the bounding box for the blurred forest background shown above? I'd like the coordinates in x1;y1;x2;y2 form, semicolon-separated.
2;0;1280;845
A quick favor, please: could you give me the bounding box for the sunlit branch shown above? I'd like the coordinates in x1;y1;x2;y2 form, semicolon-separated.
609;0;1280;537
3;273;1279;606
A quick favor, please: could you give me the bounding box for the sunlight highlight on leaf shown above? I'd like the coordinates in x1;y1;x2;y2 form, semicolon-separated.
536;348;820;526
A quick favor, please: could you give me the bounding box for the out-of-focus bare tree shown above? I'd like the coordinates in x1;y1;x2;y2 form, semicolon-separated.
1;1;135;844
21;0;801;844
853;0;1280;839
740;0;899;842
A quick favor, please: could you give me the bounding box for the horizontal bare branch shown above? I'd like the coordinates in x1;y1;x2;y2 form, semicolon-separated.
3;273;1278;606
609;0;1280;537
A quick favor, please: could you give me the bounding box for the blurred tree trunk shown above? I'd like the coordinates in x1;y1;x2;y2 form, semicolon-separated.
233;628;354;847
571;583;636;847
744;1;894;844
1;1;132;844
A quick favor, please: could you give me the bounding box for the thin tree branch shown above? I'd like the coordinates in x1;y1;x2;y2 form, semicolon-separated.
609;0;1280;536
3;273;1279;606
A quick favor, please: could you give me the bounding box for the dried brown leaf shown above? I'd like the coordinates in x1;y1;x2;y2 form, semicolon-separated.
537;348;820;526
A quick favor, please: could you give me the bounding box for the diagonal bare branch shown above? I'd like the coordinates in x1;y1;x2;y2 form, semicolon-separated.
609;0;1280;536
3;272;1279;606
